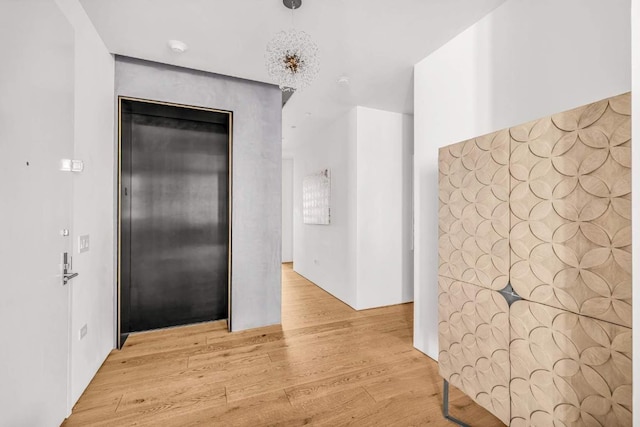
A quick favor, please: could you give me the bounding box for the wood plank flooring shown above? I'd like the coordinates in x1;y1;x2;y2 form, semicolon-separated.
63;264;503;426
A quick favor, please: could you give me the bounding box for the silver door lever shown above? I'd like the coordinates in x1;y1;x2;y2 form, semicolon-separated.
62;252;79;285
63;272;79;284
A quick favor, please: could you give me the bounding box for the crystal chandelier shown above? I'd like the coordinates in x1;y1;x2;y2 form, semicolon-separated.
265;0;319;93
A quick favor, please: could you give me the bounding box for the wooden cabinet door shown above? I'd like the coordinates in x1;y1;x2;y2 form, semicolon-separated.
510;300;632;426
509;93;631;328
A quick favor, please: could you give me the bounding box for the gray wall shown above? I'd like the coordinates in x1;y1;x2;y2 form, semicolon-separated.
115;56;282;331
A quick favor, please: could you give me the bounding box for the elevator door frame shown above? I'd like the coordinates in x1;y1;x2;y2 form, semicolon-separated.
117;96;233;348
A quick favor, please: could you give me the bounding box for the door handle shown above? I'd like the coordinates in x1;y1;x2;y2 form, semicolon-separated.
62;252;79;286
63;272;79;285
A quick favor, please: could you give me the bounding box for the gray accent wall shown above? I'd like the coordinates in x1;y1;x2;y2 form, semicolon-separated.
115;56;282;331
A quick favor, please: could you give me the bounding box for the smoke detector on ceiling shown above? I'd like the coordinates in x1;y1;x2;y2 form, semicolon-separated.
337;75;350;86
168;40;188;54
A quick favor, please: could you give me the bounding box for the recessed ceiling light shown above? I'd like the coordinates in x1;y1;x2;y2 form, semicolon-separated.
337;75;350;85
168;40;188;54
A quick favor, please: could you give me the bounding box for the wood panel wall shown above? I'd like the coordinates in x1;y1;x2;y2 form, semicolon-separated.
438;92;632;426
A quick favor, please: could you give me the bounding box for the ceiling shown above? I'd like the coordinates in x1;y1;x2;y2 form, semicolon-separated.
79;0;506;153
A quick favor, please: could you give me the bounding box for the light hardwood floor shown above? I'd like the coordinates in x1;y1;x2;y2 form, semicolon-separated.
63;264;503;426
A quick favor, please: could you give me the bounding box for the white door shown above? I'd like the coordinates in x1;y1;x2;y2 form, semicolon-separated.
0;0;75;425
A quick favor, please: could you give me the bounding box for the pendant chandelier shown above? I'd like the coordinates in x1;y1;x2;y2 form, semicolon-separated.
265;0;319;93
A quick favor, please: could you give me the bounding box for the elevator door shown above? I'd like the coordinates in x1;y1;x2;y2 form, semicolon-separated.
121;99;230;335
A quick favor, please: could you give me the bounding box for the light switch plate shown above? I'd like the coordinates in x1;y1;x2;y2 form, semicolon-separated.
79;324;87;340
79;234;90;253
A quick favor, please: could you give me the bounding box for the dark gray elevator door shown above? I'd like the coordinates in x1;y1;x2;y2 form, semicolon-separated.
125;108;229;332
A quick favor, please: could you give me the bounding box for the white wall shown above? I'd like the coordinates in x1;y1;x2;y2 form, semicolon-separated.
282;158;294;263
413;0;631;359
293;107;413;310
632;1;639;425
0;1;75;424
54;0;117;407
356;107;414;309
293;109;358;307
0;1;114;422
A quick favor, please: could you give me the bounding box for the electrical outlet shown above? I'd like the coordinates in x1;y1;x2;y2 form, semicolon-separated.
79;324;88;340
78;234;90;253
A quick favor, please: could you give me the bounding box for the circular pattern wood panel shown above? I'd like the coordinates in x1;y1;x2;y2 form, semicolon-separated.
438;276;510;425
509;92;632;328
510;300;632;427
437;92;632;426
439;131;510;290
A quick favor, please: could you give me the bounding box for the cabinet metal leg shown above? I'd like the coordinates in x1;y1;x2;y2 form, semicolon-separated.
443;380;471;427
